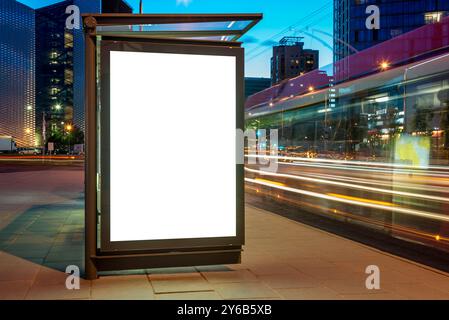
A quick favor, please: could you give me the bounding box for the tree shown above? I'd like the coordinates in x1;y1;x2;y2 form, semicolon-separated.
47;125;84;153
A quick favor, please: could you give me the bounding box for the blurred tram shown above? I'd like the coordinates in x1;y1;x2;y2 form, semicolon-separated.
244;21;449;253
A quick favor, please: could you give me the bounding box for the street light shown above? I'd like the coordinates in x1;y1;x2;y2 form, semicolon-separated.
66;124;73;155
54;104;62;110
380;61;390;70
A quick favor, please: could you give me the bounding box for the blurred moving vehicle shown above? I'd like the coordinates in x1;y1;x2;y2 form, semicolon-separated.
245;48;449;253
0;136;17;154
17;147;41;155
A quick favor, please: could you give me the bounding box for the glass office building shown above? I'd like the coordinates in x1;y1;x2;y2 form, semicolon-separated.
0;0;35;147
245;77;271;99
334;0;449;62
35;0;102;143
35;0;132;144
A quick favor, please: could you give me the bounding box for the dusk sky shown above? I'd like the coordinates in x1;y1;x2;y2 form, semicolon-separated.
18;0;334;78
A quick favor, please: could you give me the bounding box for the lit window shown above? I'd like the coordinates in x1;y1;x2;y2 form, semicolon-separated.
425;12;443;24
390;29;402;37
65;32;73;48
64;69;73;84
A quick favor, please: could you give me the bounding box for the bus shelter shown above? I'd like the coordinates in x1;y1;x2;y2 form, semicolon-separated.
83;13;262;279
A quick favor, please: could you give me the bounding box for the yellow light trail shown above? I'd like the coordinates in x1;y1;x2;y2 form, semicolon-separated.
246;184;449;243
299;171;449;194
247;185;449;244
245;167;449;203
254;178;285;187
327;193;394;207
245;177;449;222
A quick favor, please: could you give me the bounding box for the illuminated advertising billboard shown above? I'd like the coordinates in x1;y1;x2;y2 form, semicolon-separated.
99;41;244;252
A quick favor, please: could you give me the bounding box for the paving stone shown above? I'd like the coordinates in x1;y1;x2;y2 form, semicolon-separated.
322;278;391;295
26;283;91;300
213;282;280;299
0;263;40;281
247;264;300;276
156;291;221;300
201;269;258;283
13;234;55;245
339;292;407;300
385;282;449;300
0;280;33;299
43;261;84;274
60;225;84;233
92;275;154;300
149;273;212;293
45;245;83;262
34;267;89;286
3;245;51;259
276;287;341;300
257;272;321;289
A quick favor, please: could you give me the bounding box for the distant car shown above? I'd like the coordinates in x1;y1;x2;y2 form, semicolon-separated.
17;147;41;155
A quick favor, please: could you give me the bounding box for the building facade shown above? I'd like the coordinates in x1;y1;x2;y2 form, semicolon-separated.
270;37;319;85
245;78;271;99
35;0;132;146
35;0;102;145
334;0;449;62
0;0;35;147
103;0;133;13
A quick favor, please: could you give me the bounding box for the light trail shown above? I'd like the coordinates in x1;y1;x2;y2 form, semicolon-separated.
245;154;449;171
254;178;286;187
247;157;449;180
246;184;449;243
245;167;449;203
327;193;394;207
296;171;449;194
284;161;449;179
245;177;449;223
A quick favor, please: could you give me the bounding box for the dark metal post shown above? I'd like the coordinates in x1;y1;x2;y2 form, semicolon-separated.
84;16;98;280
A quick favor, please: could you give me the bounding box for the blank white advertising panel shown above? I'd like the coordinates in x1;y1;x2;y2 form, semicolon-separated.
109;50;237;242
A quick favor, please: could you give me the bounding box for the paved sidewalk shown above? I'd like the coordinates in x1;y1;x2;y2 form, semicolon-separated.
1;201;449;299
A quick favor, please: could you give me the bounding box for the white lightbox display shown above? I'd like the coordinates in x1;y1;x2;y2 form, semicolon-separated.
105;48;239;245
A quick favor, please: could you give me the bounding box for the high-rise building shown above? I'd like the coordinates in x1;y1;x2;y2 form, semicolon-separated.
35;0;133;145
103;0;133;13
245;78;271;99
334;0;449;62
35;0;99;144
270;37;319;85
0;0;35;147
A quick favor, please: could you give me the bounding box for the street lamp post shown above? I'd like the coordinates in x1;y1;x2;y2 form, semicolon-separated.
66;124;73;154
42;112;47;156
